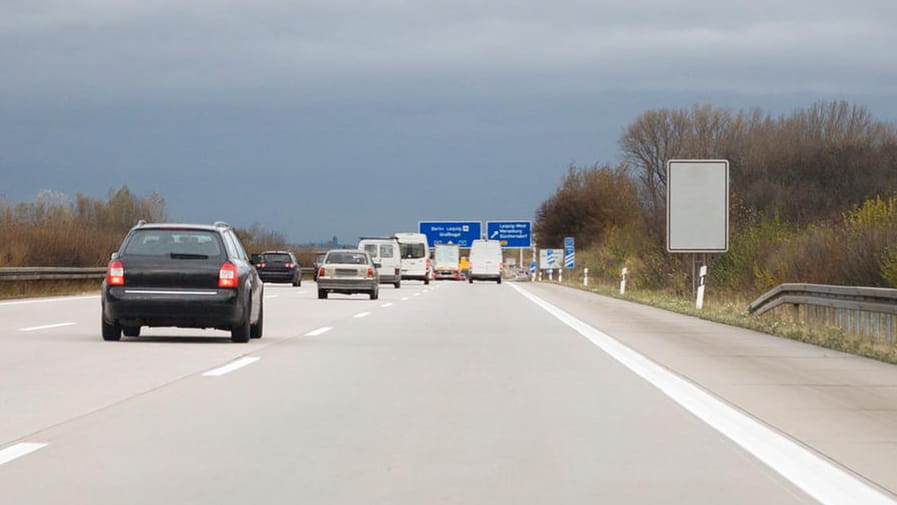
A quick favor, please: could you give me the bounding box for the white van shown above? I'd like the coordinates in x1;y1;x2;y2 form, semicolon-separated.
358;237;402;288
468;239;503;283
393;232;431;285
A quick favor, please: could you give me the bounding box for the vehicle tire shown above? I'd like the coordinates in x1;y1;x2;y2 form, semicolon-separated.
292;275;301;287
318;289;328;299
469;277;474;284
497;277;502;284
370;288;379;300
122;326;140;337
424;277;430;285
394;280;401;289
102;317;122;341
250;303;263;339
231;306;251;343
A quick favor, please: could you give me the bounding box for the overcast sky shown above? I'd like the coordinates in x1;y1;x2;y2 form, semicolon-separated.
2;0;895;244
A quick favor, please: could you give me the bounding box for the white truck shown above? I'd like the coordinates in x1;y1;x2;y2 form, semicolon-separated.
468;239;503;283
433;243;461;280
394;232;431;285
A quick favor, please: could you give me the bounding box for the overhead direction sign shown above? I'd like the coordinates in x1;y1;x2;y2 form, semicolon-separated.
486;221;532;248
666;160;729;253
418;221;482;248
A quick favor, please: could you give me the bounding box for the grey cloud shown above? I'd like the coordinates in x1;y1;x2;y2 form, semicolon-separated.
2;0;895;103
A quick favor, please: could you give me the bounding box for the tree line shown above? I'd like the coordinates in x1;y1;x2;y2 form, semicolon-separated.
535;100;897;293
0;186;291;267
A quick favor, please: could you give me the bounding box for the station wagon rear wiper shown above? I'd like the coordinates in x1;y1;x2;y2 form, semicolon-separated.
169;253;210;259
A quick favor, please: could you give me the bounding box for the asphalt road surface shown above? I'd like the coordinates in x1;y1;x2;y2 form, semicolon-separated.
1;280;896;504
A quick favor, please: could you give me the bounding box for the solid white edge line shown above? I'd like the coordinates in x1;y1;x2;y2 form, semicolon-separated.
202;357;260;377
19;322;76;332
305;327;333;337
509;283;896;505
0;443;48;465
354;312;371;318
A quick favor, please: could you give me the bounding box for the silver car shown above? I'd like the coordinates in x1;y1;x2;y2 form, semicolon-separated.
316;249;380;300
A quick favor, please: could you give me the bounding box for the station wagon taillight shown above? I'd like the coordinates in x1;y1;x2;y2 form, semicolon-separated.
367;267;374;278
107;260;124;286
219;262;239;288
319;267;326;278
284;262;294;268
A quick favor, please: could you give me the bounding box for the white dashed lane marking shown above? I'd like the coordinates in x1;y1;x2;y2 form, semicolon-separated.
202;357;260;377
0;443;47;466
19;322;76;332
305;327;333;337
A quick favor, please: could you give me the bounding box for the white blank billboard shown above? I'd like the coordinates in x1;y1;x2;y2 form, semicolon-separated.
666;160;729;253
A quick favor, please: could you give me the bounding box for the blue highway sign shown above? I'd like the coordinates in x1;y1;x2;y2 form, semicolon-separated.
564;236;575;269
486;221;532;248
418;221;482;247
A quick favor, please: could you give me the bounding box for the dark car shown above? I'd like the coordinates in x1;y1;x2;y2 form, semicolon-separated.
253;250;301;286
101;221;264;343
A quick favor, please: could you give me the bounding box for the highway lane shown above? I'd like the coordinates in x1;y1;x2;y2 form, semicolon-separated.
0;283;423;446
0;281;893;503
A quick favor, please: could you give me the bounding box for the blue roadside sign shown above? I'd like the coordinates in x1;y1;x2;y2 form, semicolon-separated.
418;221;482;248
485;221;532;248
564;236;575;269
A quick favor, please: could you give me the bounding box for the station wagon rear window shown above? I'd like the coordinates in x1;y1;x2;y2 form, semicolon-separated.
123;230;224;258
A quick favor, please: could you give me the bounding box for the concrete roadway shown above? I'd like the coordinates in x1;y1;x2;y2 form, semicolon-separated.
0;280;894;504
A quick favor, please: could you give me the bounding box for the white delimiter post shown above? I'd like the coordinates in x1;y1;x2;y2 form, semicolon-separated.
584;267;589;287
620;267;628;295
696;265;707;309
559;268;563;283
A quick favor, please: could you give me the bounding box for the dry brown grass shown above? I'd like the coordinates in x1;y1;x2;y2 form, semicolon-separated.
0;279;102;300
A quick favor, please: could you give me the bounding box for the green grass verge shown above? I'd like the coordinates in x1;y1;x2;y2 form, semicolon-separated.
555;280;897;365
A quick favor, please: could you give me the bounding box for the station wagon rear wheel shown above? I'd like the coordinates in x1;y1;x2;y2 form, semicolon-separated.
231;308;251;343
318;289;328;299
250;303;263;339
102;317;122;341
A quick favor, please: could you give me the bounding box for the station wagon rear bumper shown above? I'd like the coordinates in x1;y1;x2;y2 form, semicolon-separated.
103;287;245;329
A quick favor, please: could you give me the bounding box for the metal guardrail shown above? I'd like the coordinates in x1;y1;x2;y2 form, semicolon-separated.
0;266;316;281
0;267;107;281
749;283;897;344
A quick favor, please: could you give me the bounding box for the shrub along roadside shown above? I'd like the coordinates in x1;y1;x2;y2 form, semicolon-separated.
0;279;103;300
